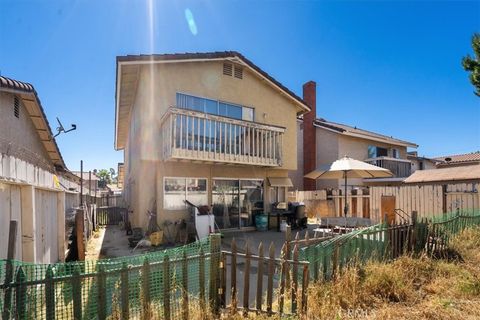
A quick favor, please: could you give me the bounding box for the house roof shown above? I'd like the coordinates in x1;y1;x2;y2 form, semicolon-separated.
433;152;480;165
404;165;480;184
0;76;67;170
312;118;418;148
115;51;311;150
72;171;100;181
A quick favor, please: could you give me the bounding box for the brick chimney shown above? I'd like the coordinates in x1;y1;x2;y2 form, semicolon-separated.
303;81;317;191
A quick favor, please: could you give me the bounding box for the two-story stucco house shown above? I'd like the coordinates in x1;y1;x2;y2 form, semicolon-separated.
115;52;310;229
0;76;79;263
290;81;418;191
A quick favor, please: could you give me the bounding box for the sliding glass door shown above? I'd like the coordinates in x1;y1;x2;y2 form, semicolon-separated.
212;179;264;229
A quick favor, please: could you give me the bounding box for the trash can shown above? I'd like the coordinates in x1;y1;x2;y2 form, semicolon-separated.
255;213;268;231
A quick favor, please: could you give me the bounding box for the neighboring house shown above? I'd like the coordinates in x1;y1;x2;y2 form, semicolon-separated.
433;152;480;168
72;171;108;195
115;52;310;229
407;151;437;173
290;81;418;191
0;76;79;263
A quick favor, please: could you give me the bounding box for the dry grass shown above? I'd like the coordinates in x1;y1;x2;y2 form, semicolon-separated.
305;226;480;320
110;227;480;319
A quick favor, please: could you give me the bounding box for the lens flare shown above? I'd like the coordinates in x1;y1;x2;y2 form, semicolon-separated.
185;8;198;35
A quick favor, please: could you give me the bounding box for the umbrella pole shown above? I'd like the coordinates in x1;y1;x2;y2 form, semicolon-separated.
344;171;348;218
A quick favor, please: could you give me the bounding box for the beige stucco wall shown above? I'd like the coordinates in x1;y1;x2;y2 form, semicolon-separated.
289;120;304;190
0;92;51;164
337;134;408;188
123;60;299;228
410;158;437;173
294;124;411;190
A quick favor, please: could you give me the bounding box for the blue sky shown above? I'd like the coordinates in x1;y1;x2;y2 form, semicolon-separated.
1;0;479;171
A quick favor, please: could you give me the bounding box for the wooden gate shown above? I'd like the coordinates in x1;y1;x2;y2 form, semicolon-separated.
97;207;126;225
381;196;396;224
221;239;309;316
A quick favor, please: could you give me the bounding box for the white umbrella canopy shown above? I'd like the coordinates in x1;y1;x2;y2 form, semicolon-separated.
304;156;393;216
304;156;393;179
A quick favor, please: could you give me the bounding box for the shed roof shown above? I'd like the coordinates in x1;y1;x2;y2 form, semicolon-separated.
0;75;67;170
403;165;480;184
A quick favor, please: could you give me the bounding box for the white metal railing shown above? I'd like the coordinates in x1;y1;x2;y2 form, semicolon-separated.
365;156;412;177
160;107;285;166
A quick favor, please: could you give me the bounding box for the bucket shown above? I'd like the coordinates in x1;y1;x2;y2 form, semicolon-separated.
255;214;268;231
149;231;163;246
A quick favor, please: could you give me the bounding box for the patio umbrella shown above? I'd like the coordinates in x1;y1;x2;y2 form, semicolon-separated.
304;156;393;217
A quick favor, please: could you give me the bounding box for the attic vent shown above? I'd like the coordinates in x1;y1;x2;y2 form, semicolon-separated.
234;65;243;79
14;96;19;118
223;63;233;76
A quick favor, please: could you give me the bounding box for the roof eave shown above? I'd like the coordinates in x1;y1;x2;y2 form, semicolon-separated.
0;79;68;170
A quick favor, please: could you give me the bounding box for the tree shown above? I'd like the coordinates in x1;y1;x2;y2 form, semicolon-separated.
96;169;112;185
462;33;480;97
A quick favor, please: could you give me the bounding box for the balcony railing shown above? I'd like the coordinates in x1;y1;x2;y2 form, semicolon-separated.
365;156;412;178
160;107;285;166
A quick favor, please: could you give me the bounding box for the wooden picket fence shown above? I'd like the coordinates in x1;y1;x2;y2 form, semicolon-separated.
2;210;480;319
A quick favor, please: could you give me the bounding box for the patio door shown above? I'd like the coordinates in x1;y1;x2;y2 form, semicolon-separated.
212;179;264;229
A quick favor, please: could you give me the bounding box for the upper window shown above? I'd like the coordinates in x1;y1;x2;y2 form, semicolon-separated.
392;148;399;159
176;93;254;121
368;146;388;158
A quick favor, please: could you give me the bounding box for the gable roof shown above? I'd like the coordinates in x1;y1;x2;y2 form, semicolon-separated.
0;76;67;170
115;51;311;150
433;152;480;165
312;118;418;148
404;165;480;184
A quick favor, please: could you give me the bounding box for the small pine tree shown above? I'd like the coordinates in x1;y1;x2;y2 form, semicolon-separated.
462;33;480;97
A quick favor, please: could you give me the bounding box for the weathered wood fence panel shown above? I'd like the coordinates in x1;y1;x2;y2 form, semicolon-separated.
221;238;309;316
291;182;479;223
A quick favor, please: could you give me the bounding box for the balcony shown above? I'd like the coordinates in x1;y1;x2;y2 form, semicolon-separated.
365;157;412;178
160;107;285;166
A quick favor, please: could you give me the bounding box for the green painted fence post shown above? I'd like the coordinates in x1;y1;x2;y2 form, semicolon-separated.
181;249;189;320
45;266;55;320
71;265;82;320
98;264;107;320
15;266;27;320
163;254;171;320
198;247;206;316
142;257;151;319
120;262;129;320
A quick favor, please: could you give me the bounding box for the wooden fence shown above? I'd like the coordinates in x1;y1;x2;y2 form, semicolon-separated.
96;207;126;226
290;182;479;223
222;239;309;316
2;209;480;319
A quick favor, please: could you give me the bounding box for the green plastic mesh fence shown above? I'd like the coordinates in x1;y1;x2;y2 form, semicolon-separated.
0;236;215;319
300;209;480;281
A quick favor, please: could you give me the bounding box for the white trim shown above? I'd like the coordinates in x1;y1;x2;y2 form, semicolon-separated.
176;91;256;122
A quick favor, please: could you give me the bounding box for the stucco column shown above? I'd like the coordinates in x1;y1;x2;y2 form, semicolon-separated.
20;185;36;262
56;191;66;262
